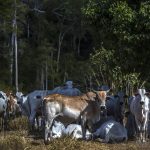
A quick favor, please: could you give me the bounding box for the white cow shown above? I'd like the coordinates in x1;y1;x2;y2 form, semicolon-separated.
91;117;128;143
130;89;149;142
106;91;128;125
52;81;81;96
50;117;127;143
16;81;81;130
0;91;7;130
51;121;91;139
43;90;108;143
125;96;137;139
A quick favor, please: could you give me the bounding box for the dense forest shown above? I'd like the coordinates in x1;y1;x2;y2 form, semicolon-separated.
0;0;150;94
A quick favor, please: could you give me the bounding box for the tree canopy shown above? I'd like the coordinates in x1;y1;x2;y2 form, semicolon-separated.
0;0;150;93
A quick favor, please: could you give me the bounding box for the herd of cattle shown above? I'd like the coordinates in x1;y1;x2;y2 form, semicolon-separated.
0;81;150;144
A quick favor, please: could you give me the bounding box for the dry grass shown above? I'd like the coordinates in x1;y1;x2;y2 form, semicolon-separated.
8;116;29;131
0;131;27;150
0;117;150;150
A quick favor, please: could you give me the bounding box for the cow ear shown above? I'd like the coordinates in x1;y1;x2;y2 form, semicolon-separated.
123;95;129;98
145;92;150;96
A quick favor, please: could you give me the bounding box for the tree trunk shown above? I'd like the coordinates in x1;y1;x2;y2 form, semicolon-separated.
11;29;14;86
50;51;54;88
27;18;30;38
77;35;81;56
41;67;44;90
45;60;48;91
14;26;18;92
56;32;63;72
56;24;74;72
13;0;19;92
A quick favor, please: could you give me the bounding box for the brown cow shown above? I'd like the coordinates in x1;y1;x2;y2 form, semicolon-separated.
43;91;108;143
6;92;21;118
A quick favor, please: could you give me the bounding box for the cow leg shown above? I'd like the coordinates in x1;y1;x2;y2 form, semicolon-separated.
44;109;60;143
44;118;54;144
35;115;39;130
0;117;2;131
142;130;146;143
29;112;36;132
81;115;87;140
44;120;51;143
142;124;147;143
135;118;141;142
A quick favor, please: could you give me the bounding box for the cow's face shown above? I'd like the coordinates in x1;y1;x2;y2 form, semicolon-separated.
96;91;108;110
135;89;150;109
115;92;128;107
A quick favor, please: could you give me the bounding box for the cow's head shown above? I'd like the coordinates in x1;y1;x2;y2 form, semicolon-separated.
135;89;150;109
92;89;109;113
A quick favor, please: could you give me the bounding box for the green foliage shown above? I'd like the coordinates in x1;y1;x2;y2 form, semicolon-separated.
82;0;110;19
90;47;113;86
90;46;141;90
0;0;150;91
136;2;150;36
109;1;135;41
112;66;140;91
110;1;135;25
90;47;114;66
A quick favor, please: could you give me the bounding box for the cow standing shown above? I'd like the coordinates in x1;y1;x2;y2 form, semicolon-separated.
106;91;128;125
0;91;7;130
43;90;108;143
6;92;21;118
130;89;149;142
16;81;81;131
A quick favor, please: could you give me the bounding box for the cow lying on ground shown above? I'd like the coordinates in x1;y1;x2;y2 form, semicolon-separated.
91;117;128;143
43;91;108;143
45;117;127;143
50;121;91;139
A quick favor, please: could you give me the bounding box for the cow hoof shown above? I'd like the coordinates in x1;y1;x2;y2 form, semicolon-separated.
44;141;49;145
44;140;50;145
142;139;146;143
44;137;51;145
